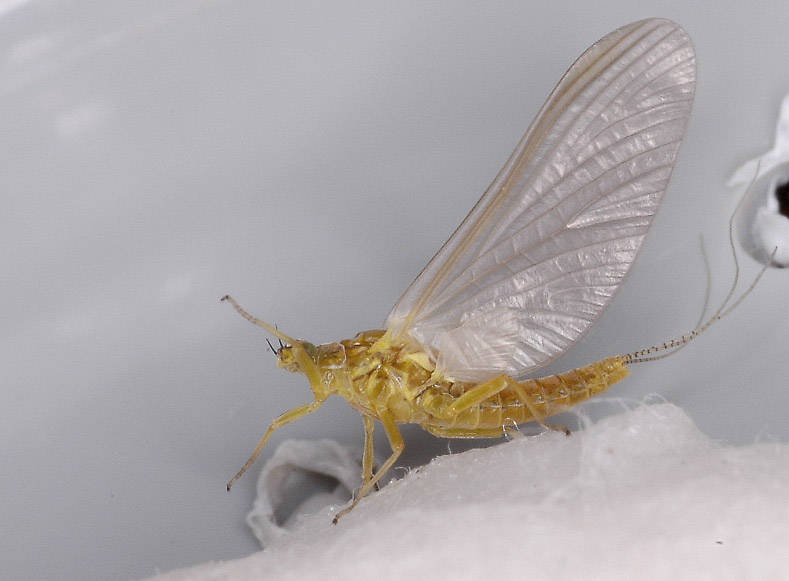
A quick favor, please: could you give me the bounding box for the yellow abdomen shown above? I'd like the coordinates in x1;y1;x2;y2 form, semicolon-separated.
414;357;630;437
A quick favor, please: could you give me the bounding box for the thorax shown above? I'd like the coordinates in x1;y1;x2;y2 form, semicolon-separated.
313;330;468;423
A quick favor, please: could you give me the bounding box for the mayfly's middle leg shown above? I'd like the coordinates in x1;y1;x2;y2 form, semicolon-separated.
362;415;375;487
333;411;403;524
226;400;323;491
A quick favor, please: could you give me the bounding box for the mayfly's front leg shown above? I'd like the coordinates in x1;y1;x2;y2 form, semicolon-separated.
362;415;375;487
226;400;323;491
333;411;403;524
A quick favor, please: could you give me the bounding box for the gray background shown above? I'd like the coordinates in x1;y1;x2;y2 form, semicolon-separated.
1;2;787;580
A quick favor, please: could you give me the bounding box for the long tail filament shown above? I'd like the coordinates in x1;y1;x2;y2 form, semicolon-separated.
624;161;774;365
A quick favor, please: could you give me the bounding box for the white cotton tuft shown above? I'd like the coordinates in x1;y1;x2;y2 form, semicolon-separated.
146;403;789;581
245;439;363;547
728;92;789;268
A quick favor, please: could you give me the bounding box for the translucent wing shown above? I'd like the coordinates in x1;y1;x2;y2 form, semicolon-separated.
386;18;696;382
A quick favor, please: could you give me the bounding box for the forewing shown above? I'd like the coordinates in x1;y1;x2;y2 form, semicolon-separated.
386;19;696;381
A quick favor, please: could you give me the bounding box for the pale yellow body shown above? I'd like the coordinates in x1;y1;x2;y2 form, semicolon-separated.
308;329;629;438
222;295;631;523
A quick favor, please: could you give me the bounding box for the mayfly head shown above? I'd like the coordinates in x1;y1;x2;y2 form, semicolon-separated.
276;341;317;373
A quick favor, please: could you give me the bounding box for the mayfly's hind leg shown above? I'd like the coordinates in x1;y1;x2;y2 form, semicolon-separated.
508;380;570;436
434;375;570;436
226;401;323;491
333;412;403;524
433;375;568;435
361;415;378;490
424;424;507;438
445;375;510;415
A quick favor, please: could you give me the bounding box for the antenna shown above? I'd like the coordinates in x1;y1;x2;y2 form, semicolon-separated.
220;295;297;345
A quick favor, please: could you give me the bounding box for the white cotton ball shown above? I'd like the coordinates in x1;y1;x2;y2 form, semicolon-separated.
146;403;789;581
753;207;789;267
729;94;789;267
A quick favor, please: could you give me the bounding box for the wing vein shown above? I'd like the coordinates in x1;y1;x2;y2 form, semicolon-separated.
428;232;645;321
422;137;683;314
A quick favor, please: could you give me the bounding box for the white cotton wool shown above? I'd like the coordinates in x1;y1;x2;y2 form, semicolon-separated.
728;93;789;268
146;403;789;581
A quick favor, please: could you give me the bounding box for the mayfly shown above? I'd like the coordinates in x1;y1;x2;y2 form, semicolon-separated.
222;18;758;523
